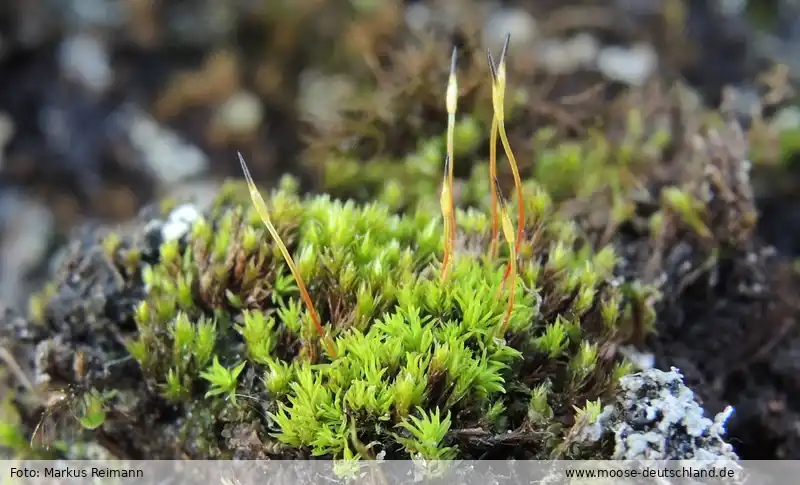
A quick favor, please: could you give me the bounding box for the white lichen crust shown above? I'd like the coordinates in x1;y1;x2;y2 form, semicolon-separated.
585;367;738;462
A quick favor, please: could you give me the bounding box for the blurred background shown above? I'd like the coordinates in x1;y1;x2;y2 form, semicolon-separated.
0;0;799;313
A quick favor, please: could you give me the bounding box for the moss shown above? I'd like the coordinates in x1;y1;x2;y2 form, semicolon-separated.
0;30;690;461
2;120;746;460
159;164;664;456
10;168;653;459
1;35;745;463
302;29;676;218
316;95;672;224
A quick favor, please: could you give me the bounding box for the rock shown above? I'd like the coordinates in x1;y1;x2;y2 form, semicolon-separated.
162;203;200;242
596;43;657;86
482;8;538;52
583;367;739;462
58;33;113;94
139;203;201;263
297;70;355;132
0;191;54;310
213;90;264;137
68;0;125;29
404;2;433;34
167;180;223;215
115;104;209;185
538;34;600;75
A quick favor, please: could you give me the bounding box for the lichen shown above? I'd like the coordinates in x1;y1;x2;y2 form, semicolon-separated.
583;367;738;462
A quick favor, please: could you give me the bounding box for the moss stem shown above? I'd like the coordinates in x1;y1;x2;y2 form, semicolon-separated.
238;153;337;358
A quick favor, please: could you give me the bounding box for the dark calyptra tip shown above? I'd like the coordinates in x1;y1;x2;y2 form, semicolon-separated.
499;34;511;66
450;46;458;77
487;50;498;82
238;152;255;185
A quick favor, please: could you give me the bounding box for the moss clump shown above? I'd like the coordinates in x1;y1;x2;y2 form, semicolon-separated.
0;37;669;462
0;166;658;460
115;171;649;459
